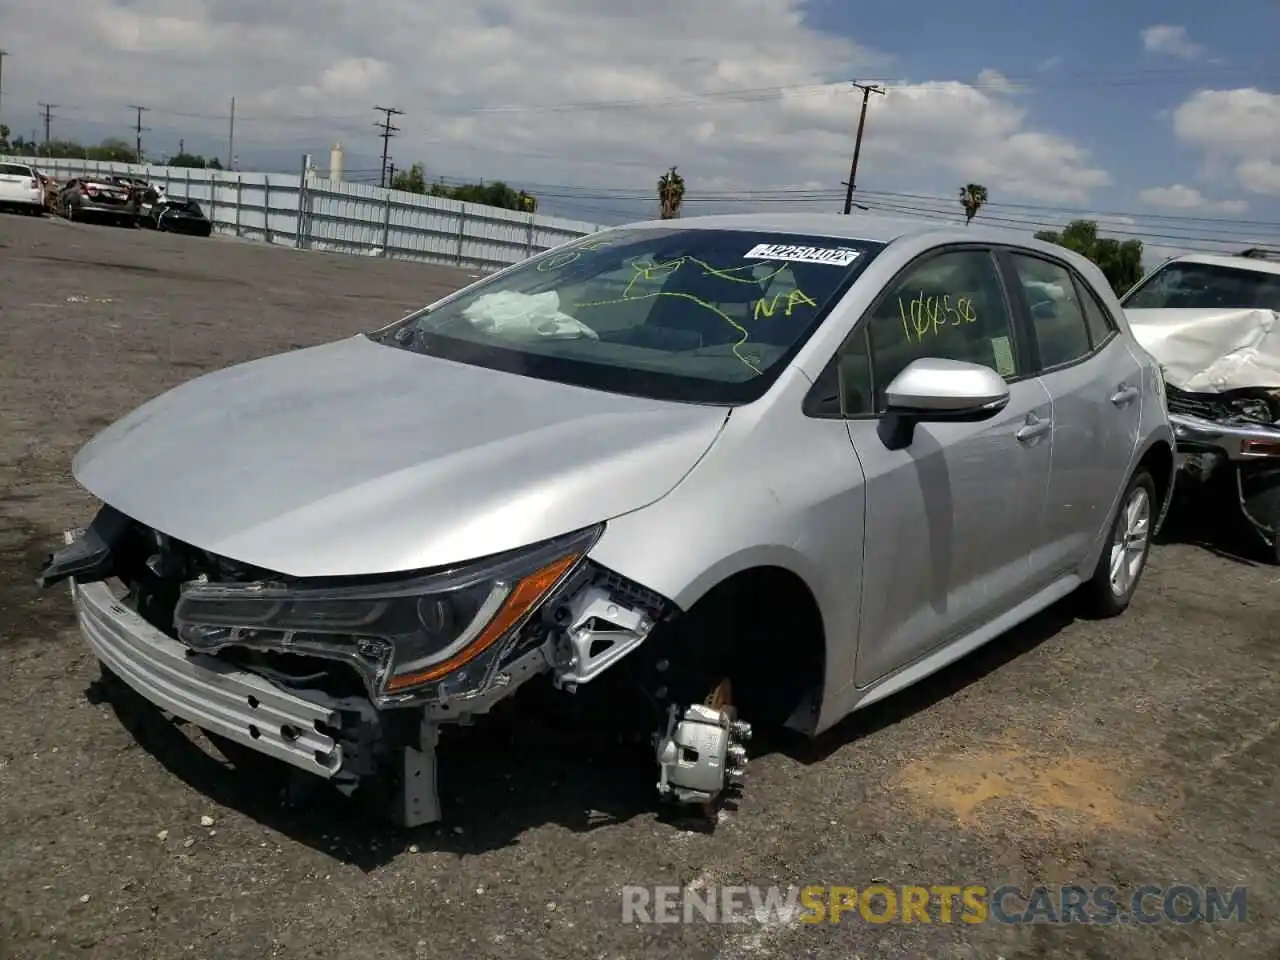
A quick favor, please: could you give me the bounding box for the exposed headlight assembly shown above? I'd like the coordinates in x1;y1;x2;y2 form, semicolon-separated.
173;525;602;706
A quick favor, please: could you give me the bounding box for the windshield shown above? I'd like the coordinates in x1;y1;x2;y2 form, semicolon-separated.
372;227;883;404
0;163;34;177
1122;260;1280;310
166;199;201;214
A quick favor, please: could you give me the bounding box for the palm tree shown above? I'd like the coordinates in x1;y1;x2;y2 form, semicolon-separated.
959;183;988;225
658;166;685;219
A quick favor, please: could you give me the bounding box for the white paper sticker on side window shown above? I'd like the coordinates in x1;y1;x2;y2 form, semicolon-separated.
991;336;1016;378
743;243;862;267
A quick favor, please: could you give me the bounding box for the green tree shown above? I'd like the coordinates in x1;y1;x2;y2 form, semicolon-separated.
391;162;427;193
170;152;214;168
959;183;988;225
1034;219;1144;296
658;166;684;219
86;138;138;163
426;178;535;212
0;124;10;152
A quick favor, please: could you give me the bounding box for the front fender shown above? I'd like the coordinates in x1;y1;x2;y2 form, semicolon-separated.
583;377;867;733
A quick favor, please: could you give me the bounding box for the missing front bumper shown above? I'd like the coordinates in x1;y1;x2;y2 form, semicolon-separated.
71;568;343;778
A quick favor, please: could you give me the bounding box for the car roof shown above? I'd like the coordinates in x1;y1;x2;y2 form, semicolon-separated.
612;210;1096;264
1159;251;1280;277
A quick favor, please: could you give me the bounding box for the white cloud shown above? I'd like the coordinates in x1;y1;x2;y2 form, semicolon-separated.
0;0;1111;207
975;69;1022;96
1137;183;1247;214
1037;55;1064;73
1237;159;1280;196
1171;88;1280;196
1140;24;1206;60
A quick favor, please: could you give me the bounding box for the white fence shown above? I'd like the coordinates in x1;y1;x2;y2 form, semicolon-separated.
3;155;603;272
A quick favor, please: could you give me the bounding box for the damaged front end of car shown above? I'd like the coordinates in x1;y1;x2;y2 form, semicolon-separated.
1167;385;1280;558
37;505;748;826
1125;306;1280;560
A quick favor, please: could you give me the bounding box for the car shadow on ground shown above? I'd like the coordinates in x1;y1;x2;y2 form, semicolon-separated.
1157;493;1274;568
767;596;1080;769
82;592;1084;872
85;668;681;871
73;490;1261;873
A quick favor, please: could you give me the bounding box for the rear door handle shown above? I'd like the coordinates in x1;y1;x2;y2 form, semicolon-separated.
1111;383;1139;406
1017;413;1052;442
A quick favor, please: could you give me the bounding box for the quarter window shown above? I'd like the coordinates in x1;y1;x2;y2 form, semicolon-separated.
1077;280;1117;348
1008;254;1092;369
841;249;1020;414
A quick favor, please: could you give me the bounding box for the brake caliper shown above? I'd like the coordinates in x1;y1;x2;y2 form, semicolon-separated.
654;680;752;808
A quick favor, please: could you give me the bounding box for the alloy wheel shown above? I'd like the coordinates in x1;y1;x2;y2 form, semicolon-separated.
1109;486;1151;598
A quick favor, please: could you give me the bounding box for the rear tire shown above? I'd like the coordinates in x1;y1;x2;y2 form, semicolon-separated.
1080;468;1156;618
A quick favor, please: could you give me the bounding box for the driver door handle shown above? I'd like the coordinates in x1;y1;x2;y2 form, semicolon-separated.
1017;412;1052;442
1111;383;1139;406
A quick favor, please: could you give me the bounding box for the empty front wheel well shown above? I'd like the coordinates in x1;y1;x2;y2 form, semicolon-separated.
1138;439;1175;521
669;566;826;730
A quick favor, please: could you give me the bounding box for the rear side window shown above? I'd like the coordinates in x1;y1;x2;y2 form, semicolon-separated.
1076;280;1117;348
0;163;34;176
1007;254;1091;368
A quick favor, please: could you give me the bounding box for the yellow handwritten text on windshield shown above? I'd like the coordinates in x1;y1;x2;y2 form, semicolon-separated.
535;237;618;272
753;289;818;321
575;256;786;374
898;292;978;343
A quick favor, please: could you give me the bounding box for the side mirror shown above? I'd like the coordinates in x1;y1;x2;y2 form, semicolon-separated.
880;357;1011;449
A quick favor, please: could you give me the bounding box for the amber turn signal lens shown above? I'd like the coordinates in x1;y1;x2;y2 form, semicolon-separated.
383;552;580;692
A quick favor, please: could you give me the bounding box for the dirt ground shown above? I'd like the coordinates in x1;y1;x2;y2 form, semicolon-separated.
1;212;1278;960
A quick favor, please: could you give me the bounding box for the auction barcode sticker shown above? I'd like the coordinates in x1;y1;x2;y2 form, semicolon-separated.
743;243;862;266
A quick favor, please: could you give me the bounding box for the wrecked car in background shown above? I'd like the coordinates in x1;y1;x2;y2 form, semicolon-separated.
38;214;1174;827
1122;252;1280;561
55;176;142;226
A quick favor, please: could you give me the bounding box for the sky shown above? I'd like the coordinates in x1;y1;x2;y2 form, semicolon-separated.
1;0;1279;267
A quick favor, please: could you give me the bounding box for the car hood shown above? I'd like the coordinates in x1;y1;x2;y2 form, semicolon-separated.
73;334;730;577
1124;307;1280;393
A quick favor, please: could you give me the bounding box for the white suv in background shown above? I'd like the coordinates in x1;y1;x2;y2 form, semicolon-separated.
0;161;46;215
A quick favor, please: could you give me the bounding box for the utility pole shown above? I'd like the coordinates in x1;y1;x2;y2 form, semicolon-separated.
38;102;56;149
0;51;8;128
226;96;235;169
128;104;149;162
842;82;885;215
373;105;403;187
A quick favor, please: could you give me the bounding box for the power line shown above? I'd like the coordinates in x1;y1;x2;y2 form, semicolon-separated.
853;188;1280;230
843;82;885;214
447;177;1280;232
405;177;1274;246
128;104;149;162
372;105;403;187
843;198;1274;250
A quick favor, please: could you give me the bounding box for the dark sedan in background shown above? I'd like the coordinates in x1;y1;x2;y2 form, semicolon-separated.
56;177;141;226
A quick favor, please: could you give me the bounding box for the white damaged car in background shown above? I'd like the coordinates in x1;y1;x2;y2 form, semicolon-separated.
37;213;1174;828
1122;252;1280;561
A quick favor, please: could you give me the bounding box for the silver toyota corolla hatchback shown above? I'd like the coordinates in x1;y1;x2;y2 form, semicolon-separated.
39;213;1174;825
